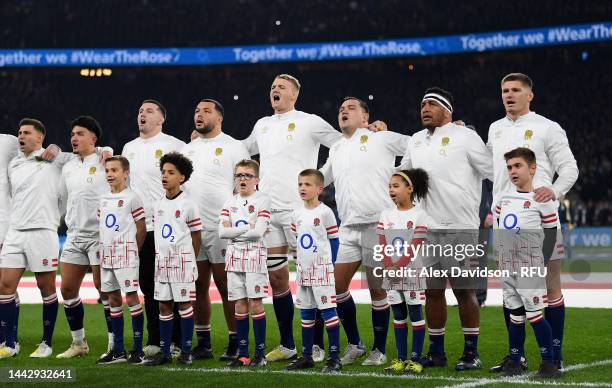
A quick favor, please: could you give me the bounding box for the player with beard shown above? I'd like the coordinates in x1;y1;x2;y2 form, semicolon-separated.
182;99;249;360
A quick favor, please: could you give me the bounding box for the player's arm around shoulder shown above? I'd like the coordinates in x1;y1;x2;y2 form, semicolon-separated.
464;127;493;180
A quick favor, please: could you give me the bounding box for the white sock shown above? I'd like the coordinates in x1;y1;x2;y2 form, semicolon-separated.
71;328;85;345
107;332;114;348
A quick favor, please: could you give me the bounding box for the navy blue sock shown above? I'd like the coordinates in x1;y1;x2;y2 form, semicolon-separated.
110;307;125;353
408;304;426;360
462;327;479;354
252;311;266;358
272;289;295;349
235;312;249;357
129;304;144;352
391;303;408;361
371;299;390;353
321;307;340;360
313;309;325;349
545;296;565;361
13;296;20;343
428;327;445;356
195;324;211;349
528;312;553;361
508;314;526;362
63;298;85;332
159;313;174;356
41;293;58;346
0;295;16;348
300;309;316;357
102;299;113;334
336;291;361;345
179;307;194;353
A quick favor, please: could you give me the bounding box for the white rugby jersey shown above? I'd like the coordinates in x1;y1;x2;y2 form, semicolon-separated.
487;111;578;210
122;132;186;231
182;133;249;230
61;153;109;240
0;134;18;243
8;148;62;231
243;110;340;210
291;203;339;286
377;207;433;264
494;190;558;271
153;192;201;283
98;189;145;269
320;128;407;225
220;191;270;274
399;122;492;229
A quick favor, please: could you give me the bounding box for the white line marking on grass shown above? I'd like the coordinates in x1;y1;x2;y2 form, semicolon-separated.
166;359;612;388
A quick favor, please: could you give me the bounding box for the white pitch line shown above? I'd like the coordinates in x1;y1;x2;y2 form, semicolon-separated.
165;358;612;388
438;359;612;388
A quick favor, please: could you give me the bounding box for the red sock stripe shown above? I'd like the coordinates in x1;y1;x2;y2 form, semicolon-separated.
130;308;143;317
273;288;291;298
43;294;58;304
111;312;123;318
302;323;316;328
325;318;340;328
372;304;390;311
548;296;564;307
394;323;408;329
235;313;249;320
252;312;266;320
159;314;174;321
0;295;16;304
64;299;82;308
412;323;426;331
336;292;351;303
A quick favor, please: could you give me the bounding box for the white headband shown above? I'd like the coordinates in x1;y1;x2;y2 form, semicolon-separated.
422;93;453;113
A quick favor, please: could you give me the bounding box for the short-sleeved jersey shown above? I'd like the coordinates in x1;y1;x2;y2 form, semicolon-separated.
182;133;249;230
377;206;433;290
243;110;341;210
98;189;145;269
0;134;18;243
291;203;339;286
8;148;62;231
220;191;270;274
399;122;492;229
153;192;201;283
62;153;109;240
495;191;558;271
320;128;408;226
122;132;186;231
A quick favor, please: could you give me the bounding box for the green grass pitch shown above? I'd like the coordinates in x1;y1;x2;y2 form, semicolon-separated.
2;304;612;387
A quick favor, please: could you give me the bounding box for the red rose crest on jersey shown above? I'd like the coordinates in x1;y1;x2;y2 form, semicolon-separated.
125;279;131;287
118;200;124;207
533;296;539;304
313;218;320;226
410;291;416;299
254;285;261;293
42;259;48;266
181;289;187;297
175;210;181;218
248;205;255;213
524;201;531;209
320;295;328;304
407;221;414;229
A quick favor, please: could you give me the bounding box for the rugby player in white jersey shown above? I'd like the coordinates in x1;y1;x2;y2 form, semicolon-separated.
122;100;185;357
182;99;249;360
56;116;110;359
487;73;578;373
242;74;342;361
0;133;18;353
320;97;408;366
399;87;493;371
0;119;63;358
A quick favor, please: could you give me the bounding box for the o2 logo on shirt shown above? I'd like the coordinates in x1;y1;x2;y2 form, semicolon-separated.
105;214;119;231
300;233;318;253
162;223;175;242
503;213;520;232
235;219;248;227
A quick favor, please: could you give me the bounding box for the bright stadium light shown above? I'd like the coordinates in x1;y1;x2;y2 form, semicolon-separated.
368;95;374;100
233;95;239;100
275;20;281;26
102;68;112;76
